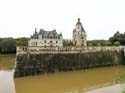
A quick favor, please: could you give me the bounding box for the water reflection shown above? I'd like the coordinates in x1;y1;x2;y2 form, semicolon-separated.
0;70;15;93
0;55;16;93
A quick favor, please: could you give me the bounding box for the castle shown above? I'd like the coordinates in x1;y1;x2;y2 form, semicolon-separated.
28;29;63;47
15;18;125;77
28;18;87;47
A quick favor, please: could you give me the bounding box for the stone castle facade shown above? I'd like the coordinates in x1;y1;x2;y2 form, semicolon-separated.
73;18;87;46
28;18;87;47
28;29;63;47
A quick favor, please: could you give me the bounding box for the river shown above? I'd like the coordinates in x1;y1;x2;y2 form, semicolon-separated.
0;55;124;93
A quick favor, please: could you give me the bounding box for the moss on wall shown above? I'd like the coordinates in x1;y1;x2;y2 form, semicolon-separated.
14;51;122;77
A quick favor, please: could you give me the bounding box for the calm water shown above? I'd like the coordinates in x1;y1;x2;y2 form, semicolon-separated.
0;55;125;93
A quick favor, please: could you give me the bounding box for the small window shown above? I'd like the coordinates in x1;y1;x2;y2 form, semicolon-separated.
44;40;46;43
81;37;84;39
56;41;58;43
50;41;52;43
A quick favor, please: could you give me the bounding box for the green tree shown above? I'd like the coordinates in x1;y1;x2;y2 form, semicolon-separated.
0;37;28;54
16;37;28;46
0;38;16;53
109;31;125;45
63;39;73;46
114;41;120;46
105;41;112;46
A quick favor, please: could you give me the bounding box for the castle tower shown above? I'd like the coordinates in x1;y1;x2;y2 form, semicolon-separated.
73;18;87;47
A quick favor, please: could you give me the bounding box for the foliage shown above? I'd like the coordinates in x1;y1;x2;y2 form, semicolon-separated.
63;39;73;46
0;37;28;54
116;73;125;84
0;38;16;53
16;37;28;46
109;31;125;45
87;40;112;46
105;41;112;46
114;41;120;46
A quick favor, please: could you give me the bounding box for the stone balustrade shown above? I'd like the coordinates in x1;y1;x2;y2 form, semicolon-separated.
16;46;125;55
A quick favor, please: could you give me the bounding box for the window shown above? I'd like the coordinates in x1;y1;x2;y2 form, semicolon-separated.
50;41;52;43
81;37;84;39
56;41;58;43
44;45;46;48
44;40;46;43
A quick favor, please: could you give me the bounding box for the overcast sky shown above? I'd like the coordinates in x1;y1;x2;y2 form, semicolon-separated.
0;0;125;40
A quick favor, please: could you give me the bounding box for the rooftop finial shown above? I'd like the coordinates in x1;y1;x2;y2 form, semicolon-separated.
76;18;81;25
78;18;80;22
35;28;37;33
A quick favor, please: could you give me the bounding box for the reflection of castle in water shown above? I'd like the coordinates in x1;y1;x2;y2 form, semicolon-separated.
28;18;87;47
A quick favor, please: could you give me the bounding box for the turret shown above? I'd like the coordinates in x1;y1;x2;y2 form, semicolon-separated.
73;18;87;47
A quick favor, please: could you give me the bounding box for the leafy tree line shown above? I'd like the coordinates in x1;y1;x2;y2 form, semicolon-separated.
109;31;125;45
0;37;28;54
87;31;124;46
87;40;120;46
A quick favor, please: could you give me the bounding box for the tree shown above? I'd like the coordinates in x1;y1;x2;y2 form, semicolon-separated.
114;41;120;46
0;38;16;53
109;31;125;45
63;39;73;46
16;37;28;46
0;37;28;54
105;41;112;46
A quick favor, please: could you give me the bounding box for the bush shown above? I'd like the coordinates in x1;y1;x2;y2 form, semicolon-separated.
114;41;120;46
105;41;112;46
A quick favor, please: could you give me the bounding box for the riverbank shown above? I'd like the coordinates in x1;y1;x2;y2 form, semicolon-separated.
0;54;16;56
85;84;121;93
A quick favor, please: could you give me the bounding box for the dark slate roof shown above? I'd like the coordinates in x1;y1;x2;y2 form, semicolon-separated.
73;18;85;33
31;28;62;39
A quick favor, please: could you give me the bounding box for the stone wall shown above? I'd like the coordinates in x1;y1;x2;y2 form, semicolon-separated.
14;50;123;77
